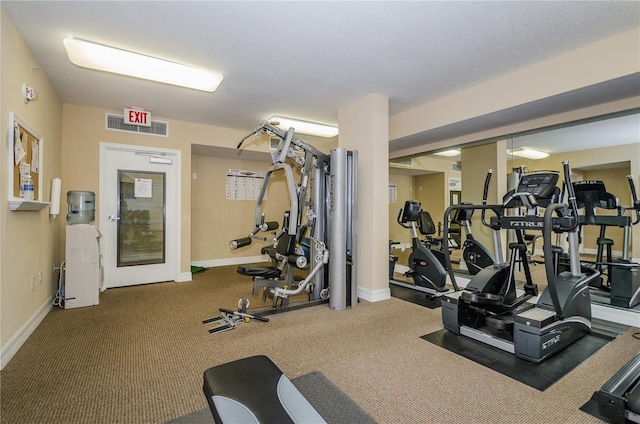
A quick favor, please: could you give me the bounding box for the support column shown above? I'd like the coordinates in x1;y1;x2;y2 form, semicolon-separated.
338;94;390;301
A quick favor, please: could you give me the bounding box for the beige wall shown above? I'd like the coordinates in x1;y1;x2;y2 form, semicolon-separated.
390;28;640;158
413;173;445;230
191;154;295;262
459;142;509;251
1;10;63;350
388;172;413;246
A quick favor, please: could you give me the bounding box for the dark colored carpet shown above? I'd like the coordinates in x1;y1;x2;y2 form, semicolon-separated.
422;319;627;391
164;370;376;424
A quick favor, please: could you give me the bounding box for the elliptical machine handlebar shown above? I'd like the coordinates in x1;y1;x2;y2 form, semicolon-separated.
626;175;640;225
397;208;411;229
480;169;494;228
542;160;579;321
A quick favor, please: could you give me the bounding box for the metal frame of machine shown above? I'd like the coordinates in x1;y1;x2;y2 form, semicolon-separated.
230;121;358;311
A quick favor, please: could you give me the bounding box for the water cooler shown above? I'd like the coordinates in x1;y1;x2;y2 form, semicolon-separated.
64;191;103;309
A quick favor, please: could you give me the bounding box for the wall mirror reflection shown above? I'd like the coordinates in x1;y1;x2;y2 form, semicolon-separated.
389;110;640;316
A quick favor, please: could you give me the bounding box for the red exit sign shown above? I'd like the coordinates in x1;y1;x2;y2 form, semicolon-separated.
124;108;151;127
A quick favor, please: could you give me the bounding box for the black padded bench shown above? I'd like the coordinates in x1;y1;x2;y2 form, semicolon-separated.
203;355;326;424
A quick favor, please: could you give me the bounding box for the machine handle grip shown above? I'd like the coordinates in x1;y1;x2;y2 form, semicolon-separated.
627;175;640;225
259;221;279;232
288;254;308;269
481;169;494;226
482;169;494;205
229;237;252;250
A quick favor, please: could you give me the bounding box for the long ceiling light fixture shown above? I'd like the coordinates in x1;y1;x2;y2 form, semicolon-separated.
63;38;223;92
268;115;338;138
507;147;549;160
433;149;461;157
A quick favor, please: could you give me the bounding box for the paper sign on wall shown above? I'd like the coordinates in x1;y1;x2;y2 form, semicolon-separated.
134;178;152;198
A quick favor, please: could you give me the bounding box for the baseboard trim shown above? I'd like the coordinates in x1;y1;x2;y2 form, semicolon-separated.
1;296;53;370
357;286;391;302
176;272;192;282
191;256;268;269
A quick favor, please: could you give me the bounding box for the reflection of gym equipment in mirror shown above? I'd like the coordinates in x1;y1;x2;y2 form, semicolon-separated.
560;176;640;309
389;111;639;324
423;170;496;275
389;200;451;299
441;161;596;363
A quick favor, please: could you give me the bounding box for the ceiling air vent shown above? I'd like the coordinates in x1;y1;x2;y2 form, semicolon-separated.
106;114;169;137
390;157;413;167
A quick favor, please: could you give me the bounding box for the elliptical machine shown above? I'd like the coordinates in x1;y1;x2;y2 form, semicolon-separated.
571;176;640;308
441;161;597;363
390;200;451;298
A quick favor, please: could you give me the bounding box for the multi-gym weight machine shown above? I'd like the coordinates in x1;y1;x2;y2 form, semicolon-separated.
205;121;358;333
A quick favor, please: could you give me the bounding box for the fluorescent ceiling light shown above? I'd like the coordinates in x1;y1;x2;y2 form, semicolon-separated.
63;38;223;92
507;147;549;160
433;149;461;157
268;115;338;138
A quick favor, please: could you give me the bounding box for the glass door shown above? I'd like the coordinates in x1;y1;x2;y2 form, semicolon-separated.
117;170;166;267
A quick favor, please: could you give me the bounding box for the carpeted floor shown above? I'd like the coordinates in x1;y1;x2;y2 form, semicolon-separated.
1;265;639;423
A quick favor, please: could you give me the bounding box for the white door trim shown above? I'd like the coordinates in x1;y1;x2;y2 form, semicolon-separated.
99;142;183;285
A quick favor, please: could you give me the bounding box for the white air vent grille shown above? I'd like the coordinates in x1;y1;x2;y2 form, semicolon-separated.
452;162;461;172
106;114;169;137
390;158;413;167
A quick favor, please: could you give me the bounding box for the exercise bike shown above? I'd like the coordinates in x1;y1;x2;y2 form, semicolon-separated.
422;172;496;275
389;200;452;298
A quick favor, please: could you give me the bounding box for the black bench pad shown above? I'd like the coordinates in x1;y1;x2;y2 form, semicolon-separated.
203;355;326;424
237;265;281;279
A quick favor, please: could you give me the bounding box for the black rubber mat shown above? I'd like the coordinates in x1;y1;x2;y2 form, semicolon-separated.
421;323;624;391
390;284;442;309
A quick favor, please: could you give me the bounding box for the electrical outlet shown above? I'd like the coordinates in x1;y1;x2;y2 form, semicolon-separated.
39;271;43;285
31;276;35;291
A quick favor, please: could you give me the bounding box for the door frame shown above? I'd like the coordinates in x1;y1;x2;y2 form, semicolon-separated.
99;142;183;287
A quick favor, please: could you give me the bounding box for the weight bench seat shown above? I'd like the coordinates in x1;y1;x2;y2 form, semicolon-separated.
236;265;281;279
203;355;326;424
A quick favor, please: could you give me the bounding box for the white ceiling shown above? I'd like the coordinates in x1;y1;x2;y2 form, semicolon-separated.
3;1;640;154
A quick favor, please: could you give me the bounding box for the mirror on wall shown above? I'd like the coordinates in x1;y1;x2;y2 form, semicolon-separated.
389;110;640;313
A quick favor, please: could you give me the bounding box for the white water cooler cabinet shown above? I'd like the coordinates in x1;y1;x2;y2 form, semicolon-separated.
65;224;102;309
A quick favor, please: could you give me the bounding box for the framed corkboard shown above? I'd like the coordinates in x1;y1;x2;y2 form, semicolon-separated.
9;112;43;201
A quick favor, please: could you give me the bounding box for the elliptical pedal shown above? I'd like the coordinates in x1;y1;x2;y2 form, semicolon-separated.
485;315;515;331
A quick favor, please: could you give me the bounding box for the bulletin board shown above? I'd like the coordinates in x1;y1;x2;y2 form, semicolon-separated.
9;112;42;201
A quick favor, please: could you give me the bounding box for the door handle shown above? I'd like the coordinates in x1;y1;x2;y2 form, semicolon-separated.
108;215;120;222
